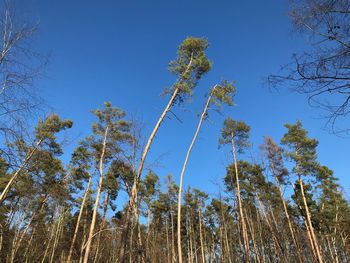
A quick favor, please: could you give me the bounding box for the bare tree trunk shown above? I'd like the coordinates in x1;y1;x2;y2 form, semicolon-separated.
218;218;224;262
118;56;195;263
10;196;47;263
271;165;303;262
299;178;323;263
332;207;339;263
67;175;92;263
49;208;65;263
171;212;176;263
231;137;250;262
79;209;89;263
291;182;317;260
246;214;261;263
198;209;205;263
93;192;109;263
165;217;170;263
41;220;56;263
255;191;284;260
0;139;43;205
83;126;109;263
177;90;213;263
224;224;232;263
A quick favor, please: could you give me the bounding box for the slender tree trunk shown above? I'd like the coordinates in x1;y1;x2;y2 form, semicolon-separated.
291;182;317;260
272;170;303;263
332;207;339;263
67;175;92;263
93;191;109;263
218;217;224;262
49;207;65;263
177;91;213;263
79;209;88;263
118;85;180;262
299;178;323;263
83;126;109;263
0;139;43;205
23;226;35;261
171;212;176;263
41;220;56;263
255;191;284;260
145;206;151;261
117;57;195;263
165;217;170;263
224;224;232;263
246;215;261;263
231;136;250;262
10;195;48;263
198;209;205;263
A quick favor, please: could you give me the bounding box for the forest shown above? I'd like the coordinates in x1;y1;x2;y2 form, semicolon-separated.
0;0;350;262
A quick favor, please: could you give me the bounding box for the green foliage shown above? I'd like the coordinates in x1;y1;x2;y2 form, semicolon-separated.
0;157;9;190
167;37;211;99
141;171;159;203
281;121;319;177
225;161;264;201
291;181;319;226
316;165;350;233
219;117;250;153
210;80;236;108
35;114;73;140
109;160;134;194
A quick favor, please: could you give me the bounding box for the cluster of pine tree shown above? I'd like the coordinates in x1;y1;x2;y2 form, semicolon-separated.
0;31;349;263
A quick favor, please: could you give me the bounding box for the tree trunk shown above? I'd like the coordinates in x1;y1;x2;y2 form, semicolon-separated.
198;209;205;263
83;125;109;263
231;136;250;262
272;168;303;263
67;175;92;263
118;58;196;263
93;191;109;263
10;195;48;263
299;178;323;263
49;207;65;263
177;90;213;263
0;139;43;205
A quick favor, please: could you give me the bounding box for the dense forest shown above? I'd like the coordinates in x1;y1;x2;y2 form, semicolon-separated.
0;1;350;262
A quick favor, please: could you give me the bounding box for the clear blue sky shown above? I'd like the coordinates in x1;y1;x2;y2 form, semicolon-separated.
18;0;349;199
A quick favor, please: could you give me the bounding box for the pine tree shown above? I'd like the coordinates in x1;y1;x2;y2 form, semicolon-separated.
281;121;323;263
82;102;132;263
177;80;235;262
120;37;212;262
219;118;251;262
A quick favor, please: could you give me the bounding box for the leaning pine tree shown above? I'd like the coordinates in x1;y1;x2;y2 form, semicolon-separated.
0;114;72;205
177;80;235;263
119;37;212;262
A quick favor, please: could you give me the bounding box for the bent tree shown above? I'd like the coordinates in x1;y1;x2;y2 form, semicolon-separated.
0;114;72;205
177;80;235;262
120;37;211;261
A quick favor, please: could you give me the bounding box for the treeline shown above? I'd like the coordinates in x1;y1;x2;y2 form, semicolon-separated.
0;3;350;262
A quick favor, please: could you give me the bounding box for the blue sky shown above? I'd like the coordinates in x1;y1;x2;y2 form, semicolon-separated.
17;0;349;200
